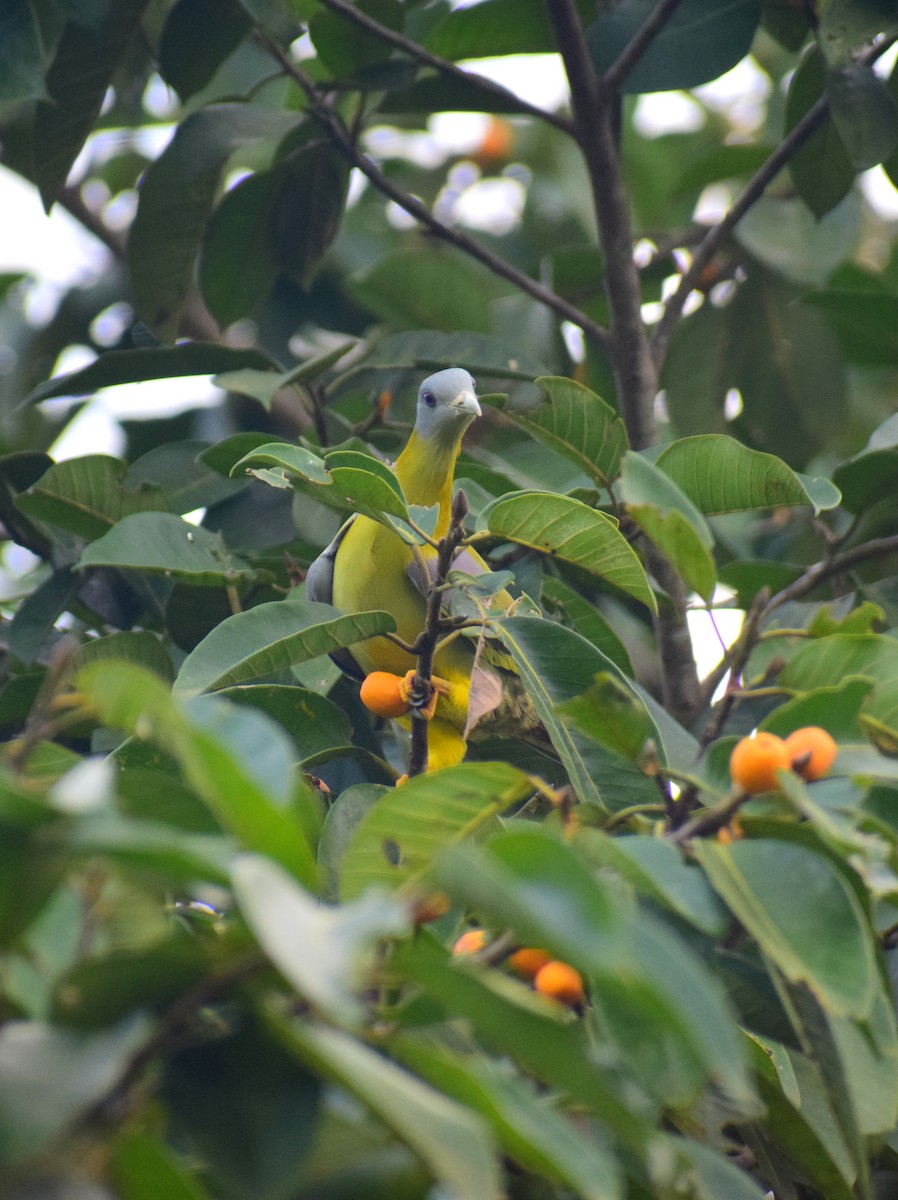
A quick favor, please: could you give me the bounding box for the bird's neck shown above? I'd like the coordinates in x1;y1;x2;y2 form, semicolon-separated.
395;430;461;538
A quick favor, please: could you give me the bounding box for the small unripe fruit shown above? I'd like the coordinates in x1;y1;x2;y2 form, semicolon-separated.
508;947;551;981
729;732;790;794
534;960;584;1006
360;671;411;719
784;726;837;781
452;929;487;957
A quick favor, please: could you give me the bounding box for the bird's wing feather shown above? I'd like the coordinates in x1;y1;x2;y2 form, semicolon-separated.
306;515;366;681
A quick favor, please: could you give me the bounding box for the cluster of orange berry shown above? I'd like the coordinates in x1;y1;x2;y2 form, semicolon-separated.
729;726;837;794
451;929;584;1007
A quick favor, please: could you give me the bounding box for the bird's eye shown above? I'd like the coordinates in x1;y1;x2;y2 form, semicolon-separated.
423;390;436;408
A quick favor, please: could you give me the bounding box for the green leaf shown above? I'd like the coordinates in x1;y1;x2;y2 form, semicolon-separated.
786;45;854;218
128;439;245;515
696;840;878;1018
427;0;557;58
34;0;149;209
77;513;255;586
818;0;898;65
357;329;551;380
161;1015;321;1200
620;451;716;601
587;0;761;92
803;290;898;365
16;455;169;540
112;1130;211;1200
219;684;352;764
580;833;729;935
7;567;79;665
482;492;656;611
494;616;662;812
827;62;898;170
233;855;409;1028
392;1040;621;1200
77;631;174;683
54;814;233;887
0;1014;152;1163
0;0;46;108
27;343;280;405
833;413;898;509
128;104;299;340
267;142;351;290
656;435;841;514
200;170;278;327
559;673;656;761
540;578;632;674
348;249;499;334
270;1015;503;1200
339;762;534;900
668;1137;770;1200
487;376;628;490
310;0;401;76
174;599;396;694
158;0;251;99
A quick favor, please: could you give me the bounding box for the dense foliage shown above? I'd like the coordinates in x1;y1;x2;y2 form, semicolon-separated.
2;0;898;1197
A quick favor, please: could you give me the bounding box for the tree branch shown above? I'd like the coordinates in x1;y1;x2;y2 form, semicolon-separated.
548;0;701;724
763;534;898;616
256;32;611;353
603;0;684;93
649;97;829;367
315;0;574;135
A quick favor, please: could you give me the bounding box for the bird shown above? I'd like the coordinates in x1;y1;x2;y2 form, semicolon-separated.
306;367;538;771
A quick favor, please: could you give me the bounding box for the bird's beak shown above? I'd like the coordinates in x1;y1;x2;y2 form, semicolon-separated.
450;389;481;418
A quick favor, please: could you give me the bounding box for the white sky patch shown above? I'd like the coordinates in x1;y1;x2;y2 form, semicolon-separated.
689;587;744;701
693;57;772;134
461;54;569;112
633;90;705;137
429;111;491;155
694;183;734;224
46;399;125;461
0;166;108;286
861;166;898;220
452;176;526;234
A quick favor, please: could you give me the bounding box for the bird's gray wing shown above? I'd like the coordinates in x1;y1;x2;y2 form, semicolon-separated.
306;516;366;681
406;545;488;602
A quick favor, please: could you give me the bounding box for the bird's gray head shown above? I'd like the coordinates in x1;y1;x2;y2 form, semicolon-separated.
414;367;481;443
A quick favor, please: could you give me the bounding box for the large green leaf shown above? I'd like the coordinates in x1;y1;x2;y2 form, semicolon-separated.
487;376;628;490
587;0;761;92
349;248;501;333
128;104;299;339
786;45;854;218
827;62;898;171
16;455;170;540
427;0;558;57
27;344;280;406
393;1040;621;1200
174;599;396;694
200;168;279;327
481;492;656;611
158;0;251;99
233;855;409;1027
270;1015;504;1200
803;290;898;365
656;435;841;514
77;513;255;586
619;451;716;601
339;762;535;900
34;0;149;209
267;141;351;290
0;0;46;108
494;616;661;813
540;578;632;674
111;1129;211;1200
818;0;898;65
833;413;898;509
696;840;878;1018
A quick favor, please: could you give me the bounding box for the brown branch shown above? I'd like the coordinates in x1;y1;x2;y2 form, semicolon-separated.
256;32;611;353
651;33;898;369
407;492;469;777
315;0;574;135
603;0;684;92
763;534;898;616
548;0;701;724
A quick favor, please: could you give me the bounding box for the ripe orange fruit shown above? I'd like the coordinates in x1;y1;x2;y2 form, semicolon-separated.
474;116;513;165
359;671;411;719
784;726;837;781
452;929;488;957
534;960;584;1006
508;947;551;981
729;732;790;794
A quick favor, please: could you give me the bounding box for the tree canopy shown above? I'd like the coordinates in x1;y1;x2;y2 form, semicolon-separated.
2;1;898;1197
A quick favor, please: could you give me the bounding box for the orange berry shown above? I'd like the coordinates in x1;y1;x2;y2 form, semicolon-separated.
534;960;584;1006
729;732;790;794
359;671;411;719
474;117;513;165
452;929;488;957
508;947;551;981
784;726;837;782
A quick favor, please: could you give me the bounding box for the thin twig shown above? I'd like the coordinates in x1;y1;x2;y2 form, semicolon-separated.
651;33;898;369
256;32;611;352
668;787;749;844
407;492;469;777
763;534;898;616
315;0;574;135
603;0;684;92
